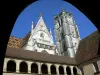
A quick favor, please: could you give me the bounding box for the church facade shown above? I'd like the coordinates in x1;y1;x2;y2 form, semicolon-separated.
3;10;100;75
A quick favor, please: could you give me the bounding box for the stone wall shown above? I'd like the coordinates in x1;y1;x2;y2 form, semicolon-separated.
83;64;96;75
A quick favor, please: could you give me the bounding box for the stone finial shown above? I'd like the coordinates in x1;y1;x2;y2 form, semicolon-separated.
40;12;42;17
50;28;52;34
31;21;34;29
62;8;64;12
54;15;56;18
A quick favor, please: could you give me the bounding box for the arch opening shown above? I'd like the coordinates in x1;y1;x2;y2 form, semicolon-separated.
20;61;28;73
7;60;16;72
50;65;56;74
41;64;48;74
66;66;71;75
73;67;77;75
31;63;38;73
59;66;64;74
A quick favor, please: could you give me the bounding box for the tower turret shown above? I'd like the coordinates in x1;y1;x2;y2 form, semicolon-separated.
54;9;80;57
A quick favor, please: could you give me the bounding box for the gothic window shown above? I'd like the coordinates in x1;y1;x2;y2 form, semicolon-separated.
61;32;64;39
40;44;44;48
40;33;44;38
37;43;40;47
49;46;53;50
63;43;66;52
45;45;48;49
75;43;77;47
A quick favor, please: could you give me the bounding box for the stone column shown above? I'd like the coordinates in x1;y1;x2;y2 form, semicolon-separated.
16;60;21;73
3;60;7;72
48;64;51;74
27;62;32;73
56;65;60;75
71;66;74;75
38;63;41;74
77;67;82;75
63;65;67;75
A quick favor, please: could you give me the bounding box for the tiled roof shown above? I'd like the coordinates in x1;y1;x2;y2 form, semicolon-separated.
21;31;31;47
7;31;31;48
7;36;23;48
76;30;100;64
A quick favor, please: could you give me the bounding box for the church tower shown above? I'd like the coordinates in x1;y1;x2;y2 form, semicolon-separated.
54;9;80;57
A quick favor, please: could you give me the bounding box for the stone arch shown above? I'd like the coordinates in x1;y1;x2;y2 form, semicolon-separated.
20;61;28;73
50;64;56;74
31;63;38;73
7;60;16;72
73;67;77;75
41;64;48;74
66;66;71;75
59;65;64;74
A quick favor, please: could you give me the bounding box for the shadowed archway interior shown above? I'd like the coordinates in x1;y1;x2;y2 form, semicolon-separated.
7;60;16;72
31;63;38;73
51;65;56;74
41;64;48;74
73;67;77;75
59;66;64;75
20;61;28;73
66;66;71;75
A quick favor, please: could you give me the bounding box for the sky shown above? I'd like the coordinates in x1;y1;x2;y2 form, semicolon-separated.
11;0;97;43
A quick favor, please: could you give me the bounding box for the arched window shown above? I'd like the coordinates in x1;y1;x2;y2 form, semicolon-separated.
66;66;71;75
50;65;56;74
59;66;64;75
73;67;77;75
41;64;48;74
7;60;16;72
31;63;38;73
20;61;28;73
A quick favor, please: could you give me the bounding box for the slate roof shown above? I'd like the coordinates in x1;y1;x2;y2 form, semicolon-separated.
6;47;76;65
76;30;100;64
